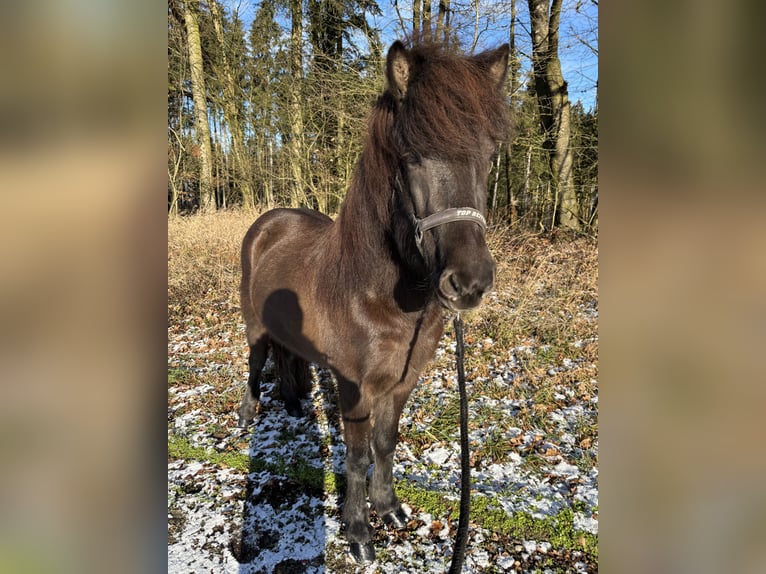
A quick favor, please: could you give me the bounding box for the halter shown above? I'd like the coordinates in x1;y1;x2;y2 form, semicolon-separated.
411;207;487;257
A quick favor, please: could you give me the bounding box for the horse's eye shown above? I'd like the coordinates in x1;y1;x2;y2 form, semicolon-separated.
403;152;421;166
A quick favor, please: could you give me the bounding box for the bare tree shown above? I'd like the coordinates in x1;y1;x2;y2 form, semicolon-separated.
183;0;215;212
436;0;451;42
528;0;579;230
288;0;309;207
208;0;255;210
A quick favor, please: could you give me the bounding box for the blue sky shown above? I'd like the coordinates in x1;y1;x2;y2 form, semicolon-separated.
232;0;598;111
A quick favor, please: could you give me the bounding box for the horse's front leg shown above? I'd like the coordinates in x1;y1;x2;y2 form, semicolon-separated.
338;377;375;563
369;384;412;528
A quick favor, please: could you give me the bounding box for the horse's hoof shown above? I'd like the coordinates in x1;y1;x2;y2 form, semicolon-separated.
381;507;408;529
237;416;253;428
284;401;304;418
238;402;258;427
348;541;375;564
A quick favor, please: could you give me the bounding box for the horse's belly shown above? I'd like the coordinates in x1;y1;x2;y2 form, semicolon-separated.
259;286;330;366
243;208;333;360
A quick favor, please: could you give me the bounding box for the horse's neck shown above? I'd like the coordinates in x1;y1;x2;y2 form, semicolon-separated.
329;195;434;314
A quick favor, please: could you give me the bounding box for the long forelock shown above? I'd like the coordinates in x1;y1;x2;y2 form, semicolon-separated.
395;44;509;161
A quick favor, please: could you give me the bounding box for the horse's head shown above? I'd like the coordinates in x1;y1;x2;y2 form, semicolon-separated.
386;41;509;311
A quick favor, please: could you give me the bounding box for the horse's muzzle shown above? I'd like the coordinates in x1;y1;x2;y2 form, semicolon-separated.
436;260;495;311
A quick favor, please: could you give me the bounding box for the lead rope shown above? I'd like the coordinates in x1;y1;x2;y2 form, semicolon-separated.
448;313;470;574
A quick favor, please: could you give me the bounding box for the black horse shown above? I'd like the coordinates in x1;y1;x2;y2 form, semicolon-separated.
238;39;509;563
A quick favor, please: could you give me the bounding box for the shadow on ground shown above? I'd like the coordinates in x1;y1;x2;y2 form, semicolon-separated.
230;365;348;574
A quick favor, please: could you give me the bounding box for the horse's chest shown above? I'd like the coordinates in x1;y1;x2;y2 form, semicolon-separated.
354;310;443;384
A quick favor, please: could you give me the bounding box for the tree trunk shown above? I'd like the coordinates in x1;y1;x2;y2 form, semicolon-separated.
209;0;255;210
491;147;501;212
289;0;307;208
413;0;421;35
588;183;598;229
505;0;517;226
168;128;183;215
554;94;578;229
183;0;215;213
522;144;531;218
308;0;344;213
412;0;433;38
528;0;579;231
506;144;515;224
436;0;450;42
265;138;274;209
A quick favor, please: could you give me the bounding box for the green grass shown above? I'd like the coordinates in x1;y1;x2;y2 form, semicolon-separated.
393;482;596;557
168;367;196;386
168;434;342;495
168;433;251;472
473;497;597;557
169;433;596;560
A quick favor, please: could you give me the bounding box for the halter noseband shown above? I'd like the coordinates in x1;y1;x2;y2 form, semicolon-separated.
411;207;487;257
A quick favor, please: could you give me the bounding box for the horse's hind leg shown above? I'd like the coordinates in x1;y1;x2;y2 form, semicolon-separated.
238;334;270;427
272;343;311;418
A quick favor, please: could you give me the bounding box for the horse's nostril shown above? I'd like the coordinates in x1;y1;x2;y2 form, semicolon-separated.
449;273;461;295
439;264;494;309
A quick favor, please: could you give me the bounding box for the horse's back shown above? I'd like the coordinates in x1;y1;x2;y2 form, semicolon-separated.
241;207;332;268
244;206;331;240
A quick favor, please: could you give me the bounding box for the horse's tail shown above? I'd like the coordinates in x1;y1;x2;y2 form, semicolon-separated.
271;342;312;417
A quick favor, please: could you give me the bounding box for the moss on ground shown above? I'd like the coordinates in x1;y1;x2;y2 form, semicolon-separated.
169;433;597;561
168;434;251;472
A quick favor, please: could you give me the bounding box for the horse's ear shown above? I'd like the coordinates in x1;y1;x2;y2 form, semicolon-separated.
386;41;411;100
476;43;510;91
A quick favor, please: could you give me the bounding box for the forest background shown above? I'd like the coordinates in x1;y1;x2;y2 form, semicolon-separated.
168;0;598;232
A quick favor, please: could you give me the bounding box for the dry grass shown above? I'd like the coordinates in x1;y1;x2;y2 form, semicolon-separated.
168;209;261;326
468;226;599;434
480;224;598;347
168;209;598;368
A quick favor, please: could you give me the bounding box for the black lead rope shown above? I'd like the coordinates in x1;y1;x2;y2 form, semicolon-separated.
448;313;470;574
